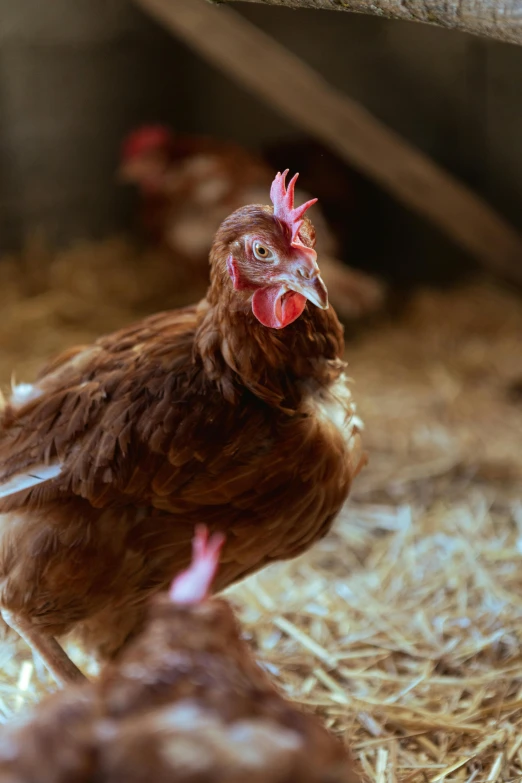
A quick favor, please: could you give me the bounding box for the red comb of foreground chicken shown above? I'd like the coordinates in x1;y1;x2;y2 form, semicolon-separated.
0;528;361;783
0;171;365;686
120;125;386;321
169;525;225;604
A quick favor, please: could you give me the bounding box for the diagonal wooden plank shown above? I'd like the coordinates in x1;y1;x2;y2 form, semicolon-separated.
134;0;522;283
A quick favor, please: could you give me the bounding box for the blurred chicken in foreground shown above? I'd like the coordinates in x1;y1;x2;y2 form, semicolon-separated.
120;125;385;322
0;527;361;783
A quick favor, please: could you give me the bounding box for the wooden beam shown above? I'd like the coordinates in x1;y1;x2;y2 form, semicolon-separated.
223;0;522;47
134;0;522;284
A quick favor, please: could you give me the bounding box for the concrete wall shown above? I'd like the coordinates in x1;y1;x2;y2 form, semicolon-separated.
0;1;521;281
0;0;183;246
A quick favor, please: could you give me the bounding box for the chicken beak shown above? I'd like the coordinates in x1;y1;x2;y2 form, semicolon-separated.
282;247;329;310
289;273;329;310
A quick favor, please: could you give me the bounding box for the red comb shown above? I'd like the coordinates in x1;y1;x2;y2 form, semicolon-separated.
121;125;174;161
270;170;318;245
169;525;225;605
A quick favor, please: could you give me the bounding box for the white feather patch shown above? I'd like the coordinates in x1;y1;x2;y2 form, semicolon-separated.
10;383;42;408
167;210;227;259
193;177;230;205
0;462;62;499
181;154;221;179
309;375;363;439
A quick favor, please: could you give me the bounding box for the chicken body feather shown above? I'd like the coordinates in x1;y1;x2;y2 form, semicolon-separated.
0;595;361;783
0;182;364;675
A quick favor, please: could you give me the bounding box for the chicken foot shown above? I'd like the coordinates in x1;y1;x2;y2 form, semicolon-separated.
1;609;86;687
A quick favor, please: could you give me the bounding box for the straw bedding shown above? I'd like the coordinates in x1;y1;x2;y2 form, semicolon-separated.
0;236;521;782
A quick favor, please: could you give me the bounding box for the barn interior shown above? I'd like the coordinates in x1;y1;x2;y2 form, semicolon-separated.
0;1;522;780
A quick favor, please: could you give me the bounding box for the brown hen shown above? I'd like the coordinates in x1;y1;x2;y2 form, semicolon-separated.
0;171;365;686
120;125;385;322
0;528;362;783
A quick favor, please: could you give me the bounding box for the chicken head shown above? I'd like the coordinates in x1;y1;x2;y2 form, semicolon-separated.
119;125;174;194
218;170;328;330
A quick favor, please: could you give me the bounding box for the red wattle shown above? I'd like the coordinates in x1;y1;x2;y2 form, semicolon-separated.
252;285;307;329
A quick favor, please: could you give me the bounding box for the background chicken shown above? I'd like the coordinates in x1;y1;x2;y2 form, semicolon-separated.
0;527;361;783
120;125;385;323
0;171;365;687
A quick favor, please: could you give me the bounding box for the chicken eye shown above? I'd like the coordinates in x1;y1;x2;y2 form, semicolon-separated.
253;242;273;261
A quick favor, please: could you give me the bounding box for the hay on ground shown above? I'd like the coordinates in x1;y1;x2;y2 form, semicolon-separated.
0;236;521;782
